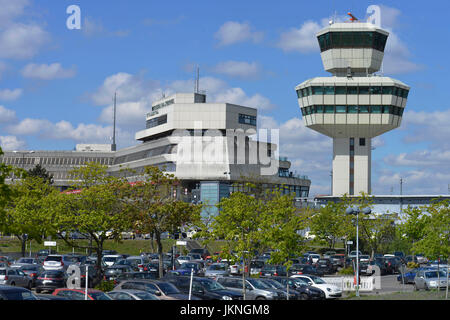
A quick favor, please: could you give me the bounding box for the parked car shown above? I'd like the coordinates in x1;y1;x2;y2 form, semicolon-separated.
323;251;336;259
35;270;67;293
166;276;243;300
359;255;370;263
102;255;123;267
188;253;203;261
42;255;65;271
314;258;336;275
189;248;210;260
348;251;362;259
249;260;265;276
416;254;428;264
14;258;39;266
385;256;402;274
0;256;14;267
169;262;205;276
330;254;346;268
291;275;342;299
176;256;192;265
0;267;33;289
260;264;287;277
16;264;43;287
113;259;139;272
0;285;38;300
414;270;448;291
307;254;321;264
404;255;419;265
52;288;113;300
204;263;230;278
104;265;135;281
108;289;159;300
289;264;324;276
271;276;325;300
397;267;433;284
216;276;283;300
116;272;158;283
125;256;151;272
367;259;388;275
114;280;199;300
259;278;299;300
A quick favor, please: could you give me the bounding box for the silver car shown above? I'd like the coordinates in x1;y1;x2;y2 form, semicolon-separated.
205;263;230;278
216;277;283;300
414;270;448;290
0;268;33;289
108;289;159;300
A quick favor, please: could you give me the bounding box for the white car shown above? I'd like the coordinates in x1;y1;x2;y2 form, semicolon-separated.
102;255;123;267
359;255;370;263
176;256;192;265
308;254;321;264
292;275;342;299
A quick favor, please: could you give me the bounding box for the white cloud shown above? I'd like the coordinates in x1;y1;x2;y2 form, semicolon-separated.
277;20;323;53
0;88;23;101
214;21;263;46
0;135;26;151
0;0;29;27
83;17;130;38
0;105;16;123
21;63;76;80
211;61;262;80
0;23;49;60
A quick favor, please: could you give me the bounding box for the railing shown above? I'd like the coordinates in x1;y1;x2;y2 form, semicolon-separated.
325;276;375;291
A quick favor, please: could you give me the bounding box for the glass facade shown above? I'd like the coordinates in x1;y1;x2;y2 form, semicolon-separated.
301;105;404;117
317;31;388;52
146;114;168;129
238;113;257;126
297;85;409;98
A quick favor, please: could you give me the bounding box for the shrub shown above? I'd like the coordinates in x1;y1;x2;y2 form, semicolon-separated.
407;262;419;269
94;280;115;292
338;267;354;275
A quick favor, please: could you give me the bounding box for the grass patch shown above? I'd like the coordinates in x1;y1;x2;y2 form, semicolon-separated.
346;290;449;300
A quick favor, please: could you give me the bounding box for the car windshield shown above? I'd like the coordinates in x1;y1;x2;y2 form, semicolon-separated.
263;279;284;289
134;291;159;300
425;271;447;278
45;256;61;262
103;257;118;262
178;256;190;260
197;279;226;291
292;277;309;285
181;263;199;270
17;258;34;263
90;292;113;300
309;276;326;284
157;282;180;295
2;291;38;300
208;264;226;271
247;278;270;290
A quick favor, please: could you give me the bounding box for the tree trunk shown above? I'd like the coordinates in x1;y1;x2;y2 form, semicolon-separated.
155;230;164;279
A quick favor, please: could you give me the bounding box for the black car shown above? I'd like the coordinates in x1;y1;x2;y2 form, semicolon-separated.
18;264;43;287
259;278;299;300
0;285;38;300
35;270;67;293
384;256;402;274
260;265;287;277
116;272;158;282
166;276;243;300
104;265;135;281
370;257;388;275
315;258;336;275
271;277;325;300
289;264;324;276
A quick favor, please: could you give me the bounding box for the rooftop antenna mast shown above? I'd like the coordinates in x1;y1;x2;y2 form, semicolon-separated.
194;65;200;93
112;92;117;151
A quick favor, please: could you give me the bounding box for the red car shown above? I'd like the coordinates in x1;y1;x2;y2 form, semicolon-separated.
52;288;113;300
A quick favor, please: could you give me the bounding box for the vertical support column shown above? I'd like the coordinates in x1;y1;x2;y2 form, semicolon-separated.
354;137;371;195
332;138;350;196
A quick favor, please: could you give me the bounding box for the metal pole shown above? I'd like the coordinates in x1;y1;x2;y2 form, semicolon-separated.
356;212;360;297
188;268;194;300
85;266;89;300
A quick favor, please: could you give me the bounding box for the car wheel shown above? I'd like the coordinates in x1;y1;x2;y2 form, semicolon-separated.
255;297;266;300
413;284;418;291
10;282;15;286
36;288;41;294
301;293;309;300
424;284;429;291
27;281;32;290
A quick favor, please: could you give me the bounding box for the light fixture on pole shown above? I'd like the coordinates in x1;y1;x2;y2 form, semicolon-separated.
345;206;371;297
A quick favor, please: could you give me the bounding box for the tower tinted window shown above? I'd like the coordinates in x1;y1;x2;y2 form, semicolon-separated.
317;31;388;52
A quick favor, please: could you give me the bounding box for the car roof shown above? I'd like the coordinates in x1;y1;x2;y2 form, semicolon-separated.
0;285;30;291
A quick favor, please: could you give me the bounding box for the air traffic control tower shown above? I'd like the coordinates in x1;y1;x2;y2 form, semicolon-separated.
295;16;410;196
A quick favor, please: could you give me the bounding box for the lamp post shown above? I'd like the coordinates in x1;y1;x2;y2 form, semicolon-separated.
345;206;371;297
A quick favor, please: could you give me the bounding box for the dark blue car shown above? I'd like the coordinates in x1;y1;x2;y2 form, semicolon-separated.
397;267;434;284
167;262;204;276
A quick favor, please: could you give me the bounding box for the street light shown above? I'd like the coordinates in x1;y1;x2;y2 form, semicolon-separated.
345;206;371;297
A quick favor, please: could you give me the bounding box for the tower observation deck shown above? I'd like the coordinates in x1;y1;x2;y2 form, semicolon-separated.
295;19;410;196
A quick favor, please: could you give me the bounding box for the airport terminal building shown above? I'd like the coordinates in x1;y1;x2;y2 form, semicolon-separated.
1;92;311;216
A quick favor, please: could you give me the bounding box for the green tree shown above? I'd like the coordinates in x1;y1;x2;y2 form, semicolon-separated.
122;166;202;278
0;147;19;237
44;162;133;284
27;164;54;185
5;175;57;257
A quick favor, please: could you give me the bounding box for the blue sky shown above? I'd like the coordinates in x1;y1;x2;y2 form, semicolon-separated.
0;0;449;196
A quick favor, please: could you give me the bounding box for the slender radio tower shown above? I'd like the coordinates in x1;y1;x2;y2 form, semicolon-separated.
112;92;117;151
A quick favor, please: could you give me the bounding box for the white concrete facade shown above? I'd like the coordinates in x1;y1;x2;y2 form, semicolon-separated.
296;21;409;197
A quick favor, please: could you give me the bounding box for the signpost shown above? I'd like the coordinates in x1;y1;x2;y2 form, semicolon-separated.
44;241;57;254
